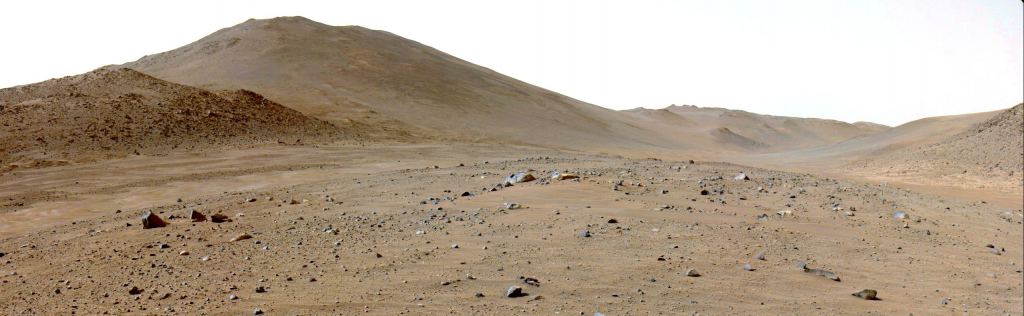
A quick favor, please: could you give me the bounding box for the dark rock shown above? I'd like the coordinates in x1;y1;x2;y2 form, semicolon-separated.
685;269;701;277
141;211;168;229
230;234;253;242
210;213;231;223
189;210;207;222
128;286;143;295
521;277;540;287
506;286;525;298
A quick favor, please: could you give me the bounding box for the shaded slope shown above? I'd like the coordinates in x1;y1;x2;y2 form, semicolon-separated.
0;68;342;169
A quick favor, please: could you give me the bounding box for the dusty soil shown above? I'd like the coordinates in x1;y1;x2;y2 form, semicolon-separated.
1;143;1020;315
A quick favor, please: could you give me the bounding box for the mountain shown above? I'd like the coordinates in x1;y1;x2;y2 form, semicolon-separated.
121;17;885;155
121;16;690;152
0;68;341;170
846;104;1023;190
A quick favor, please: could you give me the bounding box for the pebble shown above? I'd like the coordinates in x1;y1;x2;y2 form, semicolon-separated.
253;308;264;315
578;230;591;238
742;263;755;271
685;269;701;277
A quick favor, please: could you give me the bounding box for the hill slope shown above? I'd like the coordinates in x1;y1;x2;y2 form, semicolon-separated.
122;16;889;155
846;104;1023;190
122;16;689;152
0;68;341;170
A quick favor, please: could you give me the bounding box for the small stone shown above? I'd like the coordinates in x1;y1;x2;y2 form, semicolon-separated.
852;289;878;300
179;250;189;255
210;213;231;223
190;210;207;222
141;211;168;229
685;269;701;277
754;252;766;260
231;234;253;242
228;294;238;300
255;286;266;293
893;211;908;219
742;263;755;271
506;286;524;298
578;230;591;238
128;286;143;295
450;243;459;249
607;219;618;224
253;308;264;315
474;292;485;298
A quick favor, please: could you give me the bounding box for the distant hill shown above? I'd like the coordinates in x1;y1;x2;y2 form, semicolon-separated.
623;105;887;152
0;68;341;170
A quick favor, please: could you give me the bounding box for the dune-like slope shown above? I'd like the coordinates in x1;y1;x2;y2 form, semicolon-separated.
740;108;1001;170
0;68;341;169
622;105;887;152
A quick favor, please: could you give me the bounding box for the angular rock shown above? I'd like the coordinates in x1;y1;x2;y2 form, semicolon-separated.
190;210;207;222
506;285;524;298
852;289;878;300
734;172;749;181
578;230;591;238
141;211;168;229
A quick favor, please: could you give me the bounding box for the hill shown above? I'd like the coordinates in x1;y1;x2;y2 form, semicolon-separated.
0;68;341;170
122;17;886;155
846;104;1023;190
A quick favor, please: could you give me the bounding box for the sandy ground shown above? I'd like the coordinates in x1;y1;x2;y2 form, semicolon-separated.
0;142;1021;315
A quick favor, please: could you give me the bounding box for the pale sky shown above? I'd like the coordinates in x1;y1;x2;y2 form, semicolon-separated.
2;0;1021;126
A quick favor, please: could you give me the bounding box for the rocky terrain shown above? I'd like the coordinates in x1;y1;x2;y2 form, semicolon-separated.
0;16;1020;316
0;145;1020;314
848;104;1024;191
0;68;343;171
